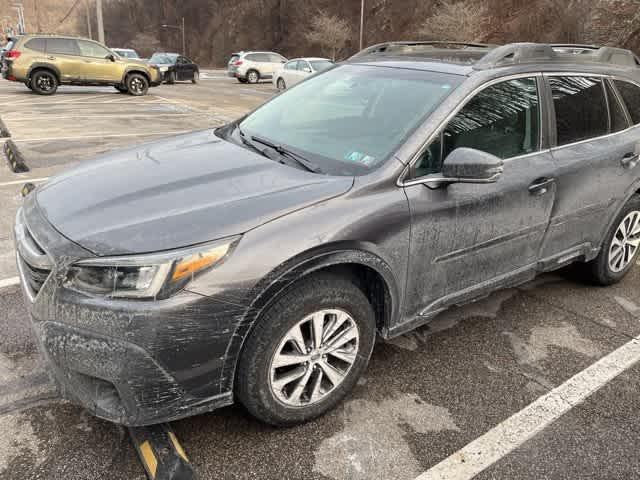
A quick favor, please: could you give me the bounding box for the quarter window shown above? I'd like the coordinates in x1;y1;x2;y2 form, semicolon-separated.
413;77;540;177
46;38;80;56
614;80;640;125
77;40;111;58
550;76;608;146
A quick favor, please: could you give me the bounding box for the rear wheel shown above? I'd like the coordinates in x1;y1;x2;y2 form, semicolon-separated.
192;71;199;84
236;273;376;426
588;196;640;285
277;78;286;91
30;70;58;95
126;73;149;96
246;70;259;84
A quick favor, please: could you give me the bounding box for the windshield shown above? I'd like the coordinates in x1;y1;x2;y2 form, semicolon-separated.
310;60;333;72
150;53;177;64
238;64;463;175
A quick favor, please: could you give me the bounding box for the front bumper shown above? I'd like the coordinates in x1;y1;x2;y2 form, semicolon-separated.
15;198;245;425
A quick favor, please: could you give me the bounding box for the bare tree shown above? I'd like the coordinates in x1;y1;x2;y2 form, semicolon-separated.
305;11;352;60
418;0;488;42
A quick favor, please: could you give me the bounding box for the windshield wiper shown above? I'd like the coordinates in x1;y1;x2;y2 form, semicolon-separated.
236;125;270;158
250;135;323;173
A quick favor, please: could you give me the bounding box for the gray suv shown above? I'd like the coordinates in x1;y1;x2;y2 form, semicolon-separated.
15;42;640;427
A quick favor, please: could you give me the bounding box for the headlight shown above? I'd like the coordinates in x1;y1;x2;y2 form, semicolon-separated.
160;66;168;72
65;237;238;299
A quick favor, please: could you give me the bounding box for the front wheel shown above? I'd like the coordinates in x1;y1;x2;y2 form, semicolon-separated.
588;196;640;285
126;73;149;96
236;273;376;426
276;77;286;91
192;71;199;84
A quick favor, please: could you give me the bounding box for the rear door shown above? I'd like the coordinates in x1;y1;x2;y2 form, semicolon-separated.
403;75;557;318
267;53;286;78
540;75;639;260
44;38;83;82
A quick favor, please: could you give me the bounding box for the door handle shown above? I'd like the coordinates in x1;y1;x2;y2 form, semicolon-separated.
621;152;639;169
47;56;55;60
528;177;555;195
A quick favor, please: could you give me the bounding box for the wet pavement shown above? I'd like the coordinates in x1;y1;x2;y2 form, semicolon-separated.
1;73;640;480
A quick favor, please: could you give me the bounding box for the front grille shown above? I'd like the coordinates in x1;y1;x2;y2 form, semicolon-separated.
19;255;51;296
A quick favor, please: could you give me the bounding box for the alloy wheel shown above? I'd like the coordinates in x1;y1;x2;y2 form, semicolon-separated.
269;309;359;407
608;210;640;272
248;71;259;83
130;77;144;94
37;75;53;92
277;78;285;90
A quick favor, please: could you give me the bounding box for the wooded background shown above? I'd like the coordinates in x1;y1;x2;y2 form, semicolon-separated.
3;0;640;66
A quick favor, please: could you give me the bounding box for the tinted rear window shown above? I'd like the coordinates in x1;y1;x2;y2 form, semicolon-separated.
614;80;640;125
46;38;80;55
25;38;46;52
228;54;240;64
550;76;608;146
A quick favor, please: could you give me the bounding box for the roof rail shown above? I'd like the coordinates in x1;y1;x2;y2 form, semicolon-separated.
350;41;494;59
474;42;639;69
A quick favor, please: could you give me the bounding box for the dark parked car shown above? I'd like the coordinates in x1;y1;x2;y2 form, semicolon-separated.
149;52;199;84
15;42;640;427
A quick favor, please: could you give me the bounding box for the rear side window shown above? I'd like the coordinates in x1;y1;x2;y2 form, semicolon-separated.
550;76;608;146
614;80;640;125
46;38;80;56
605;81;629;133
25;38;46;52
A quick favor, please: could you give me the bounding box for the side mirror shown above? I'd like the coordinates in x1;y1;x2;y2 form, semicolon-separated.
424;147;503;188
106;54;116;62
302;67;312;73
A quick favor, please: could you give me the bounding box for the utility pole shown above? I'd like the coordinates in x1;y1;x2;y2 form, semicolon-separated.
85;0;92;39
182;17;186;57
96;0;105;44
359;0;365;51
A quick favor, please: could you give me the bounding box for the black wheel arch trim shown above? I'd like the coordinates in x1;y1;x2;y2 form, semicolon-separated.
27;63;61;82
601;177;640;249
122;67;151;84
215;242;400;392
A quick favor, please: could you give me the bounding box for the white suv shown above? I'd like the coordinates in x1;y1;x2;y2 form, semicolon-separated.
227;51;287;84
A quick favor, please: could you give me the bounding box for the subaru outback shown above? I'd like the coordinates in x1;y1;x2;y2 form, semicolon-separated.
15;42;640;427
1;34;161;95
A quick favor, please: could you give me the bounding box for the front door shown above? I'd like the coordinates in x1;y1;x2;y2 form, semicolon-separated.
403;76;556;320
76;40;121;82
541;75;640;259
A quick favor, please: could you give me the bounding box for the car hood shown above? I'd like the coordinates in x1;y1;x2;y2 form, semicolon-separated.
123;58;149;67
35;130;353;255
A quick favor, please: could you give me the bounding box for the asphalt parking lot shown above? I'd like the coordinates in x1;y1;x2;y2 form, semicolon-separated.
2;72;640;480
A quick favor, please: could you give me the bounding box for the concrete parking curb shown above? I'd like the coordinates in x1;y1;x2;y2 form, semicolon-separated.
129;424;196;480
0;118;10;138
3;139;29;173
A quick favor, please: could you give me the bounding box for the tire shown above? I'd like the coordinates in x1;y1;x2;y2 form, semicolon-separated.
277;77;286;91
237;77;248;84
236;273;376;427
166;71;176;85
192;71;199;84
126;73;149;96
30;70;58;95
114;85;128;94
588;195;640;285
246;69;259;84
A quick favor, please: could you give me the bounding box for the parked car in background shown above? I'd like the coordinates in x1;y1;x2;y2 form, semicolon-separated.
1;34;161;95
149;52;199;84
273;57;334;90
15;42;640;428
112;48;141;59
227;51;287;84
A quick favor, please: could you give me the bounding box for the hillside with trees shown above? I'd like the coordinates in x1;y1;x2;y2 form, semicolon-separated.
4;0;640;67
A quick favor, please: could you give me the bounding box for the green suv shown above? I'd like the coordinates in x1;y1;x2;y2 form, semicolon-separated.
1;34;161;95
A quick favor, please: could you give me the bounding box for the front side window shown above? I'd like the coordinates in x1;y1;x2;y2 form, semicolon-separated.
413;77;540;177
614;79;640;125
550;76;608;146
77;40;111;58
237;65;463;175
46;38;80;56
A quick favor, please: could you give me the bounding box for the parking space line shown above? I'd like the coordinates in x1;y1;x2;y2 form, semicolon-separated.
64;93;115;103
0;177;49;187
414;334;640;480
14;130;192;142
0;277;19;289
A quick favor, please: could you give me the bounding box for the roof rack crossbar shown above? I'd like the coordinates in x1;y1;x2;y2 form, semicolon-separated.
474;42;639;69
